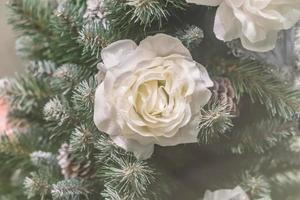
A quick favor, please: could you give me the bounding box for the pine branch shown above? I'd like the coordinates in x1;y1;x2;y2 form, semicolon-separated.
226;60;300;119
8;0;54;35
9;0;99;68
240;172;271;200
79;20;111;59
198;102;233;144
101;185;124;200
225;119;297;154
93;133;118;163
49;2;100;67
261;134;300;173
51;179;90;200
43;96;71;126
176;25;204;50
3;74;54;115
50;64;96;96
270;170;300;200
24;172;52;199
100;155;155;199
30;151;58;170
0;133;29;158
15;35;50;60
69;124;94;158
106;0;186;37
72;77;97;122
26;60;57;78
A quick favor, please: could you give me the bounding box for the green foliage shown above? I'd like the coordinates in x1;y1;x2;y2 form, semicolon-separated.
72;77;97;122
198;102;233;144
24;172;52;199
79;20;111;59
69;124;94;158
8;0;99;67
227;119;297;154
176;25;204;49
8;0;54;35
51;179;90;200
4;0;300;199
225;60;300;119
2;75;54;115
93;133;118;163
100;155;155;199
43;97;70;125
240;172;271;200
106;0;186;37
26;60;57;78
30;151;58;170
270;170;300;200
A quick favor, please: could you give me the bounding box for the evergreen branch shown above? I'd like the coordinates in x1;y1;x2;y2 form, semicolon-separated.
72;77;97;122
226;119;297;154
261;134;300;173
8;0;54;35
176;25;204;50
49;2;99;67
69;124;94;158
24;172;52;199
0;133;30;158
101;185;124;200
79;20;111;59
198;102;233;144
93;133;118;163
106;0;186;37
51;179;90;200
0;126;54;165
227;60;300;119
15;35;50;60
43;97;70;126
240;172;271;200
100;155;155;199
270;170;300;199
3;74;54;115
9;0;99;68
50;64;96;96
30;151;58;169
26;60;57;78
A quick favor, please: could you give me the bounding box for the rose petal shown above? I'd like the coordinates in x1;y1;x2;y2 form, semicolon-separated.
112;135;154;160
101;40;137;69
185;0;222;6
214;2;242;41
138;34;192;58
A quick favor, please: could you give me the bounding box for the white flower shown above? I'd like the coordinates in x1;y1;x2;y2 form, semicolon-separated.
203;186;249;200
93;34;213;159
186;0;300;52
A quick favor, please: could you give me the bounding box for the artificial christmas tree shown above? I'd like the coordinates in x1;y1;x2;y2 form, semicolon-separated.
1;0;300;199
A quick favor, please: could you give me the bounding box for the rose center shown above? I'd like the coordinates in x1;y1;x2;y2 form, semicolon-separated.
134;80;170;118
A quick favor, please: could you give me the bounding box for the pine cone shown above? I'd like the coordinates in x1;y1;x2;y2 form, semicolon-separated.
57;143;92;179
211;77;239;115
84;0;107;20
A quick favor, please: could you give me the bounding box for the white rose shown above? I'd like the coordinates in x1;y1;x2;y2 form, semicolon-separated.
203;186;249;200
186;0;300;52
93;34;213;159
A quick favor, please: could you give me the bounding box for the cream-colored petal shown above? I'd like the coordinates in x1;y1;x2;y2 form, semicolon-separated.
186;0;222;6
214;2;242;41
101;40;137;69
240;30;278;52
112;136;154;160
154;117;199;146
138;34;192;58
93;84;122;136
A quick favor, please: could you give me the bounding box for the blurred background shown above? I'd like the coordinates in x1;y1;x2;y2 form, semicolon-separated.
0;1;22;76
